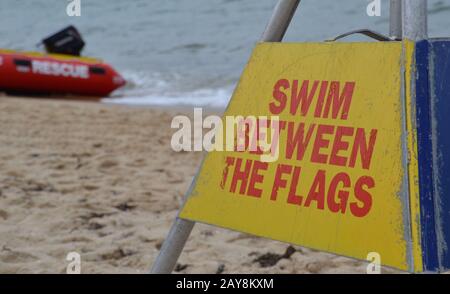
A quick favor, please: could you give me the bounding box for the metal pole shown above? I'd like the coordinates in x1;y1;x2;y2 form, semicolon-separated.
261;0;301;42
149;0;301;274
390;0;402;39
150;217;196;274
402;0;428;41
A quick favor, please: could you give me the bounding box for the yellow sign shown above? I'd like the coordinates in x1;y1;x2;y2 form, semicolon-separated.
180;42;422;272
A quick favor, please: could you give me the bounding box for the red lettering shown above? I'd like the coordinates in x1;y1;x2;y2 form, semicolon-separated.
270;79;289;114
287;166;303;205
247;161;268;197
230;158;252;195
286;122;316;160
271;164;292;201
329;126;354;167
322;81;355;120
327;172;351;213
311;125;334;164
290;80;319;116
314;81;329;118
304;170;326;210
350;176;374;217
220;156;235;189
349;128;378;170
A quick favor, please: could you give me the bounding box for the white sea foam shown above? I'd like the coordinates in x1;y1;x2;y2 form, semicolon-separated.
103;87;232;108
103;70;233;108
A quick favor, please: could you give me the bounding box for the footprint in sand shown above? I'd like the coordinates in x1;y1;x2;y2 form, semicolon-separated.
6;170;24;178
0;209;8;220
99;160;119;169
1;250;38;264
83;185;99;191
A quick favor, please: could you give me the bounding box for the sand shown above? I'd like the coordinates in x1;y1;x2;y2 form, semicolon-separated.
0;95;398;274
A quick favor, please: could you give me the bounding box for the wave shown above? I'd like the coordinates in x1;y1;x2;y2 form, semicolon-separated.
103;88;233;108
103;70;233;108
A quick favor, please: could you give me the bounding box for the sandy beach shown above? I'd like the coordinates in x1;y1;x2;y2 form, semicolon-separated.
0;96;398;274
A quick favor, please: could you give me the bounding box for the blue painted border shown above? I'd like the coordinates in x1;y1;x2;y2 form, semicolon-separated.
427;39;450;271
415;40;440;272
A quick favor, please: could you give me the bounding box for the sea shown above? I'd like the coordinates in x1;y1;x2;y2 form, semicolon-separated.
1;0;450;108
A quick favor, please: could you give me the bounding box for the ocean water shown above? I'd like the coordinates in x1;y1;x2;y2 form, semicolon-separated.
1;0;450;107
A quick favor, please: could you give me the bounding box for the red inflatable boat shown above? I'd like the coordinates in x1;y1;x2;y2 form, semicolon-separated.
0;49;126;97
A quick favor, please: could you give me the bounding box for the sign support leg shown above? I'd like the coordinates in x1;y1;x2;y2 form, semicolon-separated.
149;0;301;274
150;217;195;274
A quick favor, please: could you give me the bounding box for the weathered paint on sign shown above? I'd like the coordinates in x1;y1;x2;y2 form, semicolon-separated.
180;42;422;272
429;40;450;271
415;39;450;272
404;40;424;273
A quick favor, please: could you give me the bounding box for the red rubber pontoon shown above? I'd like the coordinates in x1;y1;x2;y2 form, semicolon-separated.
0;49;126;97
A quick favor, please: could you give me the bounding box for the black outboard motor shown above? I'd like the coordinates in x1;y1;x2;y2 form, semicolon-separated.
42;25;85;56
